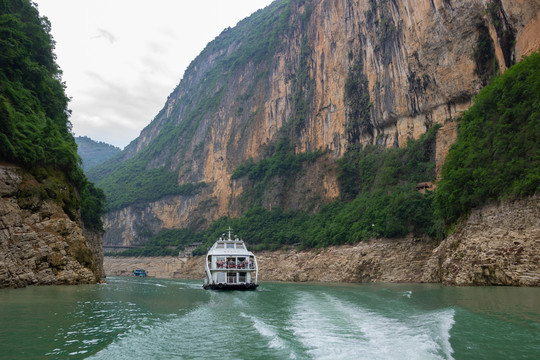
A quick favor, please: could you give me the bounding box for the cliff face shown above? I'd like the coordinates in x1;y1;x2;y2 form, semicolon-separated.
0;165;102;288
97;0;540;246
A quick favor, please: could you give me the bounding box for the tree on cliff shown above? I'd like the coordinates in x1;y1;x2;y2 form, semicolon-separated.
435;52;540;226
0;0;105;229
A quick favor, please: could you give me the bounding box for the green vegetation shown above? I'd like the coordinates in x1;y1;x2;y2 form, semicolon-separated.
344;56;372;142
473;23;499;85
107;228;204;257
435;51;540;226
232;139;321;182
80;182;106;230
75;136;121;171
88;103;210;211
0;0;105;229
231;138;323;207
91;153;206;212
485;1;515;68
188;0;292;76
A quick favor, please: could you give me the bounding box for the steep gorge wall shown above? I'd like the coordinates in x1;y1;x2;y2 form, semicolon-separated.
0;165;102;288
101;0;540;246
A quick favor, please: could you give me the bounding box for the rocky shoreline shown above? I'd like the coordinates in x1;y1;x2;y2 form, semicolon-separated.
103;237;437;283
104;196;539;286
0;165;101;288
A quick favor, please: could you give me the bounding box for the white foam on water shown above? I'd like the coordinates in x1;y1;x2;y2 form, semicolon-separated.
289;291;456;360
86;285;456;360
88;302;261;359
240;312;289;352
68;350;88;356
173;281;204;289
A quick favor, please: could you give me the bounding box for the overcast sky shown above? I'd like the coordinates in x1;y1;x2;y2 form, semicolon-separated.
34;0;275;149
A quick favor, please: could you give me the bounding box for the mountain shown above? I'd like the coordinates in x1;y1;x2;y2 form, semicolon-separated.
75;136;121;172
89;0;540;249
0;0;104;287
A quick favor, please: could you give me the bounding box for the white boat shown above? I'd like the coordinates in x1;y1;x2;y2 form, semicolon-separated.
203;228;258;290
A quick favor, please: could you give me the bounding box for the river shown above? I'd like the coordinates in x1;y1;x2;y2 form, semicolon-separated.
0;277;538;359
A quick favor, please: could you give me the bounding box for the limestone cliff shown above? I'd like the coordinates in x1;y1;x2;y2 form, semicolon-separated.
92;0;540;246
0;165;102;288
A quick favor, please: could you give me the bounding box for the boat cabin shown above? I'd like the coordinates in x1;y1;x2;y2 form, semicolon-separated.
203;229;258;290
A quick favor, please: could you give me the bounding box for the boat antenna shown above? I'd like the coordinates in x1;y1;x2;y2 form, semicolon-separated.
227;226;233;240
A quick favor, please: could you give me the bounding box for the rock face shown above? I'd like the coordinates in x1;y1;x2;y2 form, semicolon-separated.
103;256;201;279
257;238;438;282
104;196;539;286
422;195;540;286
95;0;540;246
82;226;106;279
0;165;102;288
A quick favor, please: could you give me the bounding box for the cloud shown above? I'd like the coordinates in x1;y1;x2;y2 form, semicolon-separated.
34;0;276;149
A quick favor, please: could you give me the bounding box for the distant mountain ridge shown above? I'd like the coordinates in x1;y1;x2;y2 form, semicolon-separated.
75;136;121;172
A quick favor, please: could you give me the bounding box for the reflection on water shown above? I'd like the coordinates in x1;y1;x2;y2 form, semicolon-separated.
0;278;538;359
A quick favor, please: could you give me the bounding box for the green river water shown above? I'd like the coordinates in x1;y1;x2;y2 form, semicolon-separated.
0;277;538;359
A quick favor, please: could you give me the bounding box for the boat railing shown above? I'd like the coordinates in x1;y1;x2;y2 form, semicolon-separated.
212;263;256;270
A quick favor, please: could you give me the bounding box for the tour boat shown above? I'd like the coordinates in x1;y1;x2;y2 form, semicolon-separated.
203;228;258;290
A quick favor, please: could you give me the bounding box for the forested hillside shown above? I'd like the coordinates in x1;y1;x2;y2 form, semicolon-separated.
0;0;107;286
75;136;121;172
0;0;104;229
435;52;540;225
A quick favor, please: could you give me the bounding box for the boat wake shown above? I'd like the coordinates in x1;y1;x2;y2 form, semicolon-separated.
88;284;455;360
240;313;291;353
289;291;455;360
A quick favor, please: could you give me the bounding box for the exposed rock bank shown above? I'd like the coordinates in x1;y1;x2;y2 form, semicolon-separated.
0;165;102;288
422;195;540;286
103;256;202;279
104;196;539;286
104;237;435;283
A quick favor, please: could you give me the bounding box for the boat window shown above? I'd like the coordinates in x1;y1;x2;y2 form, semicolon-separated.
217;272;226;283
226;243;235;249
239;272;246;283
236;243;245;249
216;243;224;249
227;272;237;284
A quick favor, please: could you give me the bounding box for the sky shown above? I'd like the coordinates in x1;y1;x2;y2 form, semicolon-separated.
34;0;275;149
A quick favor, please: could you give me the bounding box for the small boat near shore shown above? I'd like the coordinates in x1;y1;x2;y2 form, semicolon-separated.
133;269;147;277
203;228;258;290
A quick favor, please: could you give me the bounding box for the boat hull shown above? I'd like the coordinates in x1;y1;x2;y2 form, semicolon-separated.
203;283;258;291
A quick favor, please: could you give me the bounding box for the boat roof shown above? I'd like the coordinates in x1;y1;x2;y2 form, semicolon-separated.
207;228;255;257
